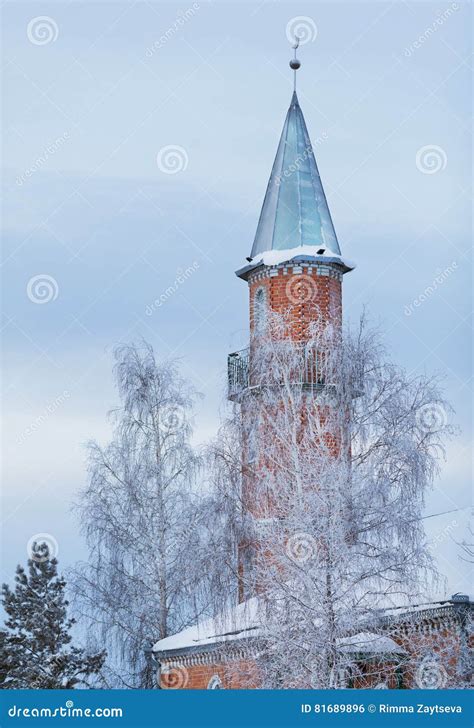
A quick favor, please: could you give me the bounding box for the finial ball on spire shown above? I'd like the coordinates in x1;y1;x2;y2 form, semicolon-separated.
289;35;301;73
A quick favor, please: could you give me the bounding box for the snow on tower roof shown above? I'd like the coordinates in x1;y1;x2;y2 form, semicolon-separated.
235;245;355;280
251;91;340;260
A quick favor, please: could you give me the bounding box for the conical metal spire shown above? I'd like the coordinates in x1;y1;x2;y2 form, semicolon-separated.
251;92;340;258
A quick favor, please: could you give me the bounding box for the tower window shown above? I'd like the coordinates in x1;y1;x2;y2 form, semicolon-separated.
254;287;267;334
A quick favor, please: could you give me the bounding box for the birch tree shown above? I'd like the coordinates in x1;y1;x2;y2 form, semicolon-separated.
72;342;208;687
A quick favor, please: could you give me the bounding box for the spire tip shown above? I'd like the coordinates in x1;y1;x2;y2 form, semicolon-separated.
289;35;301;91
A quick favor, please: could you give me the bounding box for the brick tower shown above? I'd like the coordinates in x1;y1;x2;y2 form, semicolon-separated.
152;50;473;692
228;73;354;601
152;52;472;690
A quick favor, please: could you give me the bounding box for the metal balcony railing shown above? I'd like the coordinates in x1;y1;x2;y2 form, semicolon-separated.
227;345;328;400
228;348;250;399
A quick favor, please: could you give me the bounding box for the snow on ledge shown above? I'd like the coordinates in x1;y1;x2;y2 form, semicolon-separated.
255;245;355;270
235;245;356;280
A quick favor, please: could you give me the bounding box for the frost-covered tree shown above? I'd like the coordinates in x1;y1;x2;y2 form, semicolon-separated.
213;312;456;688
72;342;211;687
1;543;105;689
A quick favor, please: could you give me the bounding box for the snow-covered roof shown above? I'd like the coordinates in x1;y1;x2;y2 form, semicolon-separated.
337;632;406;655
375;595;472;622
235;245;355;280
153;598;260;653
153;596;470;656
154;603;408;656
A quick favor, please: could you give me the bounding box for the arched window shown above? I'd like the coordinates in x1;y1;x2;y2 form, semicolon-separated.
253;287;267;334
207;674;223;689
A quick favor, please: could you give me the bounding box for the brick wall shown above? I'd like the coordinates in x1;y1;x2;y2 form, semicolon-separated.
238;262;345;600
159;612;471;689
248;264;342;341
159;658;260;689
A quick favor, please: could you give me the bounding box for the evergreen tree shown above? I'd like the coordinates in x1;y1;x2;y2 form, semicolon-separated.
1;542;105;689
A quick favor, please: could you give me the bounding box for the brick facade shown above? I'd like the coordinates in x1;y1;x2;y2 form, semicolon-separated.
248;262;342;342
156;602;472;689
238;259;346;600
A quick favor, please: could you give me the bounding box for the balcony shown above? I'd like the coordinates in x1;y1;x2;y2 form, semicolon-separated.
228;348;250;400
227;345;328;400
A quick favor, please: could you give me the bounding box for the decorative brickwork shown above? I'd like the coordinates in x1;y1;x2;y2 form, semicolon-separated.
156;603;472;689
238;259;346;599
160;659;260;690
248;262;342;342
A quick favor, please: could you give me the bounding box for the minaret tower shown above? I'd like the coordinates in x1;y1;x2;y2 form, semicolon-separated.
227;42;354;600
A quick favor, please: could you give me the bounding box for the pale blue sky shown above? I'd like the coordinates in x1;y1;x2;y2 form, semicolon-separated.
2;0;472;597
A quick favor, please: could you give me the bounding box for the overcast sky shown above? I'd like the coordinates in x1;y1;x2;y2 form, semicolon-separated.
2;0;472;598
